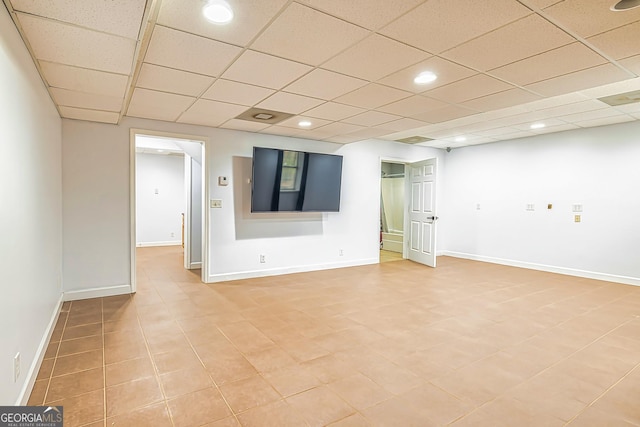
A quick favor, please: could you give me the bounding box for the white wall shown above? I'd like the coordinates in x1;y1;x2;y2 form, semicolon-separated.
135;153;184;246
61;116;442;291
440;120;640;284
188;155;203;265
0;6;63;404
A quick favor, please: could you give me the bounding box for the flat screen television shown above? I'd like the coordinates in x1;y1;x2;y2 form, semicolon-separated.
251;147;343;212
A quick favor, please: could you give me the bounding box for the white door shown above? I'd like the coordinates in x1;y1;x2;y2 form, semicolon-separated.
407;158;438;267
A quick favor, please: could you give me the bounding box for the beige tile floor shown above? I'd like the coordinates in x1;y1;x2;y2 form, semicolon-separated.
29;246;640;426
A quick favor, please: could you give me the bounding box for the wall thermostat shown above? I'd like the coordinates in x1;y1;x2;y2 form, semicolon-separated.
218;176;228;186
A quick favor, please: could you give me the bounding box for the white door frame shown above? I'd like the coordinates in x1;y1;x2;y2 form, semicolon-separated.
405;158;438;267
129;128;210;292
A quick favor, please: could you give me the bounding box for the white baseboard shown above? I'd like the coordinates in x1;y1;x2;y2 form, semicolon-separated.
63;284;132;301
188;261;202;269
16;294;64;405
441;251;640;287
136;241;181;247
206;258;379;283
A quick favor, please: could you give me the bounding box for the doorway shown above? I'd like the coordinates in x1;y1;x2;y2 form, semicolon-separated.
130;130;208;292
380;162;405;263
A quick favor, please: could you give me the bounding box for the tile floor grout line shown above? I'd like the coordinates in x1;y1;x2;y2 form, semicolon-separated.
42;301;70;405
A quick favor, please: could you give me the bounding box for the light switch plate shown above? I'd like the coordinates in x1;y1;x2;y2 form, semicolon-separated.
211;199;222;208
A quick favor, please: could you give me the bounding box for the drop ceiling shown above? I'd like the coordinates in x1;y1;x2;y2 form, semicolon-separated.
3;0;640;148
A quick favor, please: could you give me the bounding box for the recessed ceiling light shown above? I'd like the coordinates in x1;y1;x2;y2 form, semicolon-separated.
298;120;312;127
414;71;438;85
202;0;234;24
611;0;640;11
455;136;467;142
530;123;546;130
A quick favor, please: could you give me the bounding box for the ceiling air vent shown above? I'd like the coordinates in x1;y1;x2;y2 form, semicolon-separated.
395;136;434;144
598;90;640;106
235;108;294;125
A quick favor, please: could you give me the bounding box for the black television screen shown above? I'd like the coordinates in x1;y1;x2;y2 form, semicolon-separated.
251;147;343;212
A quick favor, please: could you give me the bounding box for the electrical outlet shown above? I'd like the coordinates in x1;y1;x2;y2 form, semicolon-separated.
210;199;222;208
574;215;581;223
14;353;20;382
339;249;344;256
170;232;175;238
526;204;535;211
259;254;266;263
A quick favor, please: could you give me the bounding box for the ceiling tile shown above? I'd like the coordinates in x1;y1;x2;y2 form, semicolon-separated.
530;99;609;118
276;116;332;129
157;0;287;46
523;0;563;8
520;92;590;111
378;95;448;116
378;57;476;93
489;43;608;86
557;107;621;124
542;0;640;38
284;69;368;100
17;13;136;74
526;64;632;97
58;106;119;124
442;14;575;71
529;123;580;134
177;99;247;127
11;0;145;39
470;126;521;137
343;111;402;126
220;119;271;132
619;55;640;75
462;88;542;111
380;0;530;54
511;117;568;130
262;126;304;137
49;87;122;112
304;102;366;121
251;3;369;66
39;61;128;97
577;77;640;98
381;118;431;132
323;34;430;82
256;92;324;114
574;115;635;128
137;63;214;97
222;50;312;89
587;21;640;61
334;84;412;109
145;26;241;77
412;105;480;123
615;102;640;114
424;74;515;104
202;79;274;106
127;88;195;121
314;122;366;137
298;0;424;30
343;127;395;140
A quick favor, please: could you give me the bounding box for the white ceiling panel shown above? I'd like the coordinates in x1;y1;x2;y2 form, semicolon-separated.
344;127;396;140
615;103;640;114
298;0;424;30
620;55;640;75
380;118;431;132
489;43;609;86
145;26;241;77
304;102;365;121
314;122;366;137
378;95;448;116
220;119;271;132
442;14;575;71
378;57;476;93
334;84;412;109
380;0;530;54
574;115;635;128
541;0;640;38
578;77;640;98
157;0;287;46
50;87;122;112
262;126;304;137
284;69;367;101
587;22;640;61
178;99;247;127
462;88;542;111
137;63;214;97
39;61;128;97
58;106;119;124
222;50;312;90
511;118;568;130
256;92;324;114
11;0;145;39
343;111;402;126
424;74;515;104
526;64;632;97
530;99;609;118
412;105;480;123
17;13;136;74
558;108;623;124
251;3;369;66
128;88;195;122
322;34;430;82
202;79;274;106
276;116;332;130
